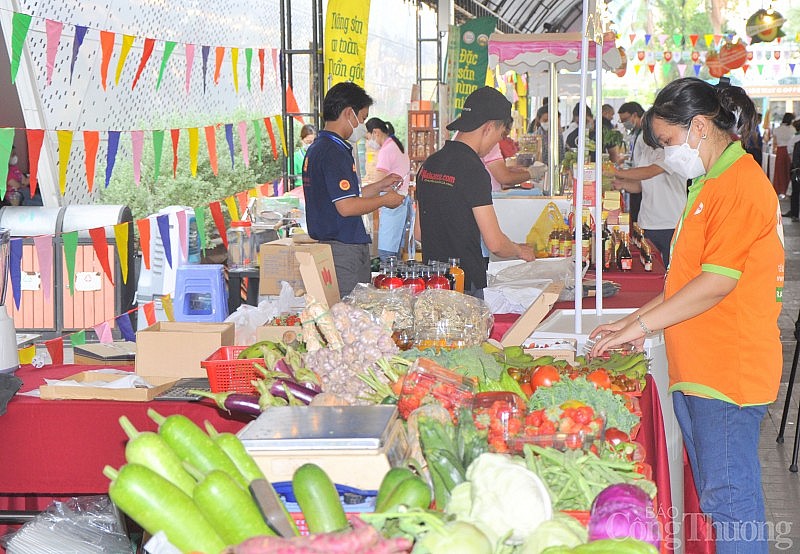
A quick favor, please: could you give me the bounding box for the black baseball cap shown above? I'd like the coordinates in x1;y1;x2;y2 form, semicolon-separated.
446;87;512;132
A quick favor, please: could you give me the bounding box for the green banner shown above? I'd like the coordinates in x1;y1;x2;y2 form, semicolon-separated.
452;16;496;118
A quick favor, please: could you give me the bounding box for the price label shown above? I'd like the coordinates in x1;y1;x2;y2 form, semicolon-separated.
20;271;41;291
75;272;102;292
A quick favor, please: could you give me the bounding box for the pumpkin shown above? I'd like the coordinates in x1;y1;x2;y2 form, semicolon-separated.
706;51;727;78
719;41;748;70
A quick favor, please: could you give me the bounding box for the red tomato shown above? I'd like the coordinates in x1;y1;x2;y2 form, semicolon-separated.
605;427;630;446
519;382;534;398
587;369;612;390
530;366;561;391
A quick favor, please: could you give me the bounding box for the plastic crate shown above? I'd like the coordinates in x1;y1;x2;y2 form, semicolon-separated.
201;345;263;394
290;512;363;536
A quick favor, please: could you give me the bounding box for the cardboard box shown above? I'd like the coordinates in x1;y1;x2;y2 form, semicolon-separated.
500;282;563;347
73;342;136;366
136;322;235;379
39;371;175;401
256;325;303;343
520;338;578;363
259;239;340;307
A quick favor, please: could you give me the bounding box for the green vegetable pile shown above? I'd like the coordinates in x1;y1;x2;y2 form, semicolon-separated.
399;346;504;382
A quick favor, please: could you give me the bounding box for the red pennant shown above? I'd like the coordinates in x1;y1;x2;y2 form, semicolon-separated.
99;31;115;90
663;51;673;62
88;227;114;284
746;51;754;60
209;201;228;248
44;337;64;365
742;63;750;74
629;33;637;44
260;183;272;197
136;218;151;269
143;301;157;326
171;129;180;178
204;125;218;176
774;51;781;60
83;130;99;192
214;46;224;84
689;34;699;47
132;37;155;89
26;129;44;197
647;63;655;73
691;50;700;62
637;50;645;61
286;85;304;124
258;48;265;90
236;190;249;216
264;117;278;160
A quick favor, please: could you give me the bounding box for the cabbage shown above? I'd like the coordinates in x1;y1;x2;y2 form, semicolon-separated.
588;484;660;547
412;521;493;554
519;513;588;554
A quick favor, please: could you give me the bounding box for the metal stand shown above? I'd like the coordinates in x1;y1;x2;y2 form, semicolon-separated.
777;308;800;472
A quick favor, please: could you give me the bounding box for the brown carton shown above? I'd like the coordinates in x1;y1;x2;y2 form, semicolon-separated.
135;322;235;379
39;371;175;401
500;282;563;347
73;342;136;366
259;239;340;307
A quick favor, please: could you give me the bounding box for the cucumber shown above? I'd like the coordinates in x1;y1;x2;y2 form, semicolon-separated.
104;464;225;554
375;467;416;512
292;463;348;534
194;469;274;545
379;475;432;512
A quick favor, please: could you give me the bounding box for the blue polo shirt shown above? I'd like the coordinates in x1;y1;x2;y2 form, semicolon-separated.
302;130;370;244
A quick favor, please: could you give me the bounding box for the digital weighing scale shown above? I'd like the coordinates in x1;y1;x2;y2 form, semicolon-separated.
238;405;408;490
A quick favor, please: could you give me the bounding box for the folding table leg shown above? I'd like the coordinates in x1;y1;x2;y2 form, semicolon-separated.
778;308;800;444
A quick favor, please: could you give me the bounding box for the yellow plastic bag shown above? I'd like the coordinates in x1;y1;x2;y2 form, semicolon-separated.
526;201;566;257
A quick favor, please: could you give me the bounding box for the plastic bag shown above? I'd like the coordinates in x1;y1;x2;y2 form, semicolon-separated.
225;281;299;344
413;289;493;348
1;495;131;553
525;201;566;256
344;283;415;331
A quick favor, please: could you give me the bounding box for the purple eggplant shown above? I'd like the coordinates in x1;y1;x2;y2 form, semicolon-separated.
273;357;296;380
188;389;262;417
268;379;319;404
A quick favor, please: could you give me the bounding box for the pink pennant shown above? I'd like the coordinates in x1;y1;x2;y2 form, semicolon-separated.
45;19;64;85
658;34;668;46
238;121;250;168
131;130;144;186
677;63;687;77
33;235;54;301
628;33;637;44
94;321;113;344
176;209;188;260
44;337;64;365
271;48;279;84
185;43;195;93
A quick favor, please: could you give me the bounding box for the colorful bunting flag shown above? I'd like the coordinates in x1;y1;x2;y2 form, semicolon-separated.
132;37;155;90
9;238;22;310
673;34;683;47
156;40;177;90
214;46;225;84
10;13;32;84
273;116;287;156
18;345;35;365
202;45;210;93
677;63;687;77
70;25;88;83
194;206;207;252
188;127;199;177
253;119;262;163
231;47;239;93
106;130;120;187
113;222;130;284
185;43;195;93
238;121;250;168
152;129;165;183
176;210;188;260
115;34;135;85
264;118;278;160
62;230;78;295
56;130;73;195
161;294;175;321
258;48;265;90
171;128;181;178
131;130;144;186
143;301;157;326
205;125;219;176
89;227;114;284
99;31;115;90
225;123;235;168
117;313;136;342
26;128;44;197
45;19;64;85
628;32;636;44
44;337;64;365
703;34;713;47
236;191;249;217
0;129;14;199
94;321;113;344
83;130;99;192
286;85;304;124
689;34;699;47
271;48;279;84
693;64;702;77
245;48;253;91
136;218;152;269
70;330;86;347
644;34;651;46
33;235;53;301
209;201;228;248
224;196;239;221
156;214;173;268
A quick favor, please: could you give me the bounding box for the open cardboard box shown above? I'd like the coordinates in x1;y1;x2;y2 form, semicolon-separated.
39;371;176;401
256;325;302;343
259;238;340;308
73;342;136;366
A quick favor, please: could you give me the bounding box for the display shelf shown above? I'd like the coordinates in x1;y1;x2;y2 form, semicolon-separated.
408;110;438;174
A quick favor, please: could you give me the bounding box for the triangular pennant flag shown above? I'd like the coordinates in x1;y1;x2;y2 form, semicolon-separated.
225;123;235;168
264;117;278;159
83;130;99;192
677;63;687;77
236;191;249;216
673;51;683;62
286;85;304;124
245;48;253;91
57;130;73;196
156;40;177;90
176;210;188;260
271;48;279;84
637;50;645;61
70;330;86;347
143;301;157;326
113;222;130;284
628;32;636;44
185;43;195;93
115;34;135;85
131;130;144;186
45;19;64;85
238;121;250;168
209;201;228;248
132;37;155;89
94;321;113;344
170;128;180;178
117;313;136;342
156;213;173;268
44;337;64;365
231;47;239;92
742;63;750;75
647;63;655;74
0;129;14;199
774;51;781;60
33;235;54;301
693;64;701;76
703;34;713;47
99;31;115;91
204;125;219;176
188;127;199;176
18;344;35;365
161;294;175;321
152;129;165;183
214;46;225;84
136;218;152;269
790;63;796;75
689;34;699;47
62;230;78;296
757;64;764;75
644;34;651;46
89;226;114;284
70;25;88;83
10;238;22;310
260;182;272;197
273;116;287;156
662;62;671;78
252;119;262;163
26;128;44;197
202;45;210;93
673;33;683;47
633;64;642;75
224;196;239;221
658;34;668;46
105;130;121;187
194;206;207;252
772;63;782;77
258;48;265;90
10;13;33;84
713;34;722;47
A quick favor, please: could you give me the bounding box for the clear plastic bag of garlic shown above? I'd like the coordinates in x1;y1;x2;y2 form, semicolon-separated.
301;297;399;405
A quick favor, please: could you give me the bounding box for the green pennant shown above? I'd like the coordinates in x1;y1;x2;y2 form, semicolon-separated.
10;13;32;84
245;48;253;91
0;128;15;199
156;40;177;90
62;231;78;296
152;129;165;183
662;62;672;79
194;206;207;253
252;119;262;163
70;330;86;347
672;33;683;48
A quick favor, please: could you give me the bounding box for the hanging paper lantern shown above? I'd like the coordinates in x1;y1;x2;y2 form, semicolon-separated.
615;47;628;77
706;50;727;78
746;8;785;44
719;41;748;70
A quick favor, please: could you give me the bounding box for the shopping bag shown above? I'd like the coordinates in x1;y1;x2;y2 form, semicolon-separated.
525;201;565;256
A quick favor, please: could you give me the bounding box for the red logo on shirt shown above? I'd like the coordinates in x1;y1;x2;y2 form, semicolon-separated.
339;180;351;191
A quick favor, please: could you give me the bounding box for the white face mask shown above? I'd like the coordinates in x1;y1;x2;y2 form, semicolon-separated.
346;108;367;144
622;120;635;131
9;155;18;165
366;138;380;151
663;122;706;179
539;120;549;132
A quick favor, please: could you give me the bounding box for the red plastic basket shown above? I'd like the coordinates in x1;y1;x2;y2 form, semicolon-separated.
201;346;263;394
290;512;363;536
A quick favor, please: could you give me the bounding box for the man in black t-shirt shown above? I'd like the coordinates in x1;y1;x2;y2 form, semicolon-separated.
415;87;535;297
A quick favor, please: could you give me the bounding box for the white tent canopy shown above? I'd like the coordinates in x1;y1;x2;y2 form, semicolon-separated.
488;32;622;73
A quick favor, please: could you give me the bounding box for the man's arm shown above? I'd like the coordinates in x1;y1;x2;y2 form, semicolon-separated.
335;191;404;217
485;159;530;188
615;164;664;181
361;173;403;198
473;205;535;260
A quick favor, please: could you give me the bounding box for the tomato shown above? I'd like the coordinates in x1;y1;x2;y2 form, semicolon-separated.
605;427;630;446
586;369;612;390
530;366;560;391
573;406;594;425
519;382;534;397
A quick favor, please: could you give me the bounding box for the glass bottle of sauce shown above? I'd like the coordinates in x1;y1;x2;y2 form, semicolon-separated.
446;258;465;293
381;268;404;289
427;262;451;290
617;232;633;271
403;268;425;294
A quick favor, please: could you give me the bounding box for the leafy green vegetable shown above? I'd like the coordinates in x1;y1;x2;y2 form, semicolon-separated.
399;347;504;382
520;513;588;554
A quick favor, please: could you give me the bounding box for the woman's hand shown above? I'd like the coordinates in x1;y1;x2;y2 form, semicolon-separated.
588;316;645;358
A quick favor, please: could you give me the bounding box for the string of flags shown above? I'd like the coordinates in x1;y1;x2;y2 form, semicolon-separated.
6;7;280;94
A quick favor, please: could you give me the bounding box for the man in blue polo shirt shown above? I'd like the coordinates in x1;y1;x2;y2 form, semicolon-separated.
303;82;404;297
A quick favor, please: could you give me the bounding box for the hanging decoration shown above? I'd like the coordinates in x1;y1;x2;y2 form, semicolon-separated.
746;8;785;44
718;40;748;70
705;50;727;78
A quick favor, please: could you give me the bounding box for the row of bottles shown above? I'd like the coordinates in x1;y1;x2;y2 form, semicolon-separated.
373;258;465;293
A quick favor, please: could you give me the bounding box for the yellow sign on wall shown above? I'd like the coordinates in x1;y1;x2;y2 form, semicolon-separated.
324;0;371;89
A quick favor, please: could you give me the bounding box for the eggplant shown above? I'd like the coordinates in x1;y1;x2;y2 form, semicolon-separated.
268;379;319;405
188;390;262;417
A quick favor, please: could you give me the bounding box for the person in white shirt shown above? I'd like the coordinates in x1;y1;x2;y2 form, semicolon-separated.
770;112;794;196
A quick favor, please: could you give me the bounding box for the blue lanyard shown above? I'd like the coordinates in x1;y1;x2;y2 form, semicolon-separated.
321;131;353;154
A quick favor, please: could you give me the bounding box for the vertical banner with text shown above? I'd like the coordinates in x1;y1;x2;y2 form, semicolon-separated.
324;0;371;90
451;16;496;118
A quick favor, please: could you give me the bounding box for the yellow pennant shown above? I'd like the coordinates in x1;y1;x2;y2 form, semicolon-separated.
57;130;73;195
231;47;239;93
115;34;135;85
188;127;199;177
224;196;239;221
273;116;287;156
248;187;259;198
161;294;175;321
18;344;35;365
113;222;129;284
